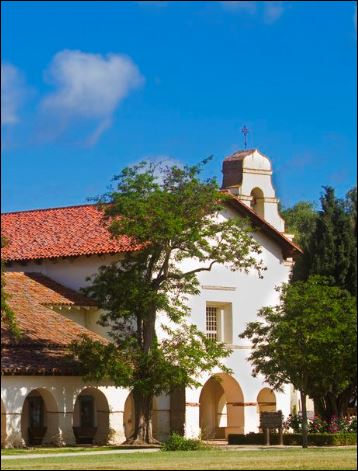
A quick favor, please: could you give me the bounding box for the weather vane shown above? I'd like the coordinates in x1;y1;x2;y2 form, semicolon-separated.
241;125;249;149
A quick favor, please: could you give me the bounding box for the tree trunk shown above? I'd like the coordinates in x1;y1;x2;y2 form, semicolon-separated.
336;384;356;419
300;390;308;448
125;307;160;445
327;391;338;418
125;389;160;445
314;397;329;421
314;385;355;422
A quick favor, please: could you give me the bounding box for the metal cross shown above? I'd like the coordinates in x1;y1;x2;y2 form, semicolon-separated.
241;125;249;149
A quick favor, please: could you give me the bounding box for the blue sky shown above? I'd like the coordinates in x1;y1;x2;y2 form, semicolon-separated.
1;1;357;212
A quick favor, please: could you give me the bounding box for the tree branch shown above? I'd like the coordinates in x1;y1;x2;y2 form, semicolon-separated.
168;260;217;280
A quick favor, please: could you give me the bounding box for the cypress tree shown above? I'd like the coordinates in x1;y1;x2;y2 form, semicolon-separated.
292;186;356;296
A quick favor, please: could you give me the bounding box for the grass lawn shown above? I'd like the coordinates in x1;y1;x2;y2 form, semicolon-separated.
1;446;155;455
1;448;357;470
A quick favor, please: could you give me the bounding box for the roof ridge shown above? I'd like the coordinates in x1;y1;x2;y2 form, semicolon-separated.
1;202;98;216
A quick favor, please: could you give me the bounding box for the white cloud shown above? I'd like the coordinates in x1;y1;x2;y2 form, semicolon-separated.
39;50;143;144
263;1;284;24
220;1;285;23
220;1;257;14
1;63;28;125
85;117;112;147
42;50;144;119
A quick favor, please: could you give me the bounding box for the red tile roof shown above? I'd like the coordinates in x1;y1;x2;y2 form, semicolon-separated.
1;272;105;375
223;148;259;161
224;193;303;257
223;148;272;161
1;346;81;376
1;204;140;262
5;272;97;306
1;199;301;263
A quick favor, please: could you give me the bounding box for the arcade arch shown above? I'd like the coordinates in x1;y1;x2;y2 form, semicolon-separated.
199;373;244;439
21;389;59;446
73;387;110;445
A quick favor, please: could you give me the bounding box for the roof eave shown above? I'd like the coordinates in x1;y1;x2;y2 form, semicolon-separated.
224;196;303;257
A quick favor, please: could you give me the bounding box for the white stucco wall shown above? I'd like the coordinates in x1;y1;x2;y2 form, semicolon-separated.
4;203;296;442
1;376;131;447
7;254;120;292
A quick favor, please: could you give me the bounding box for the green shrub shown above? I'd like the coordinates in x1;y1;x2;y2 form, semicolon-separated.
162;433;205;451
228;432;357;446
329;433;358;446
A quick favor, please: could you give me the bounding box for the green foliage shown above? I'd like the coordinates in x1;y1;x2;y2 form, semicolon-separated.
326;416;357;434
162;433;205;451
283;414;357;434
240;276;357;418
281;201;317;246
71;324;232;396
345;187;357;235
292;187;356;296
282;187;357;422
1;237;20;338
283;414;306;433
228;433;357;446
71;159;264;441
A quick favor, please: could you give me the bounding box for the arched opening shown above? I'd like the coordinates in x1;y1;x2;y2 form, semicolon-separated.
257;388;276;414
250;187;265;218
73;388;110;445
199;373;244;439
1;399;7;448
21;389;59;446
123;392;159;441
123;392;135;441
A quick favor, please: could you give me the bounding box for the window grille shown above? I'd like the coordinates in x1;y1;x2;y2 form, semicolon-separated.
28;396;44;428
206;306;218;340
79;395;95;428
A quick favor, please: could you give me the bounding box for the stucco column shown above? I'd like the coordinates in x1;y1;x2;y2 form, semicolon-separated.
244;402;260;434
184;387;201;438
154;394;170;442
184;403;200;438
58;411;76;445
107;411;126;444
99;386;130;445
6;412;25;448
276;384;291;420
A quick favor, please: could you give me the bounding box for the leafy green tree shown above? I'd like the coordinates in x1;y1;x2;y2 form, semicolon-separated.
292;187;356;296
281;201;318;282
240;276;357;448
71;160;265;444
1;237;19;337
281;201;317;247
345;186;357;237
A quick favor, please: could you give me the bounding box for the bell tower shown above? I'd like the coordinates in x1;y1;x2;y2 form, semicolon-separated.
221;148;286;233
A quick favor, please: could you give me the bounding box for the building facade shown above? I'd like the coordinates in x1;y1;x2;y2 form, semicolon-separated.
1;149;303;447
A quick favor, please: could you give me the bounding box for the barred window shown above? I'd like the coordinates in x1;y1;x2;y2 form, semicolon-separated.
206;306;218;340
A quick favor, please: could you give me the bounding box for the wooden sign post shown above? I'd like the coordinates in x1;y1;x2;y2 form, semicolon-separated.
260;410;283;446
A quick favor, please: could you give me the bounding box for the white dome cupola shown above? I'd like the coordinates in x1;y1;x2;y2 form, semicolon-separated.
221;148;286;233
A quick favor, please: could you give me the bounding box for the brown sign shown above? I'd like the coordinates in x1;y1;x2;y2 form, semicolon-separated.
260;411;283;429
